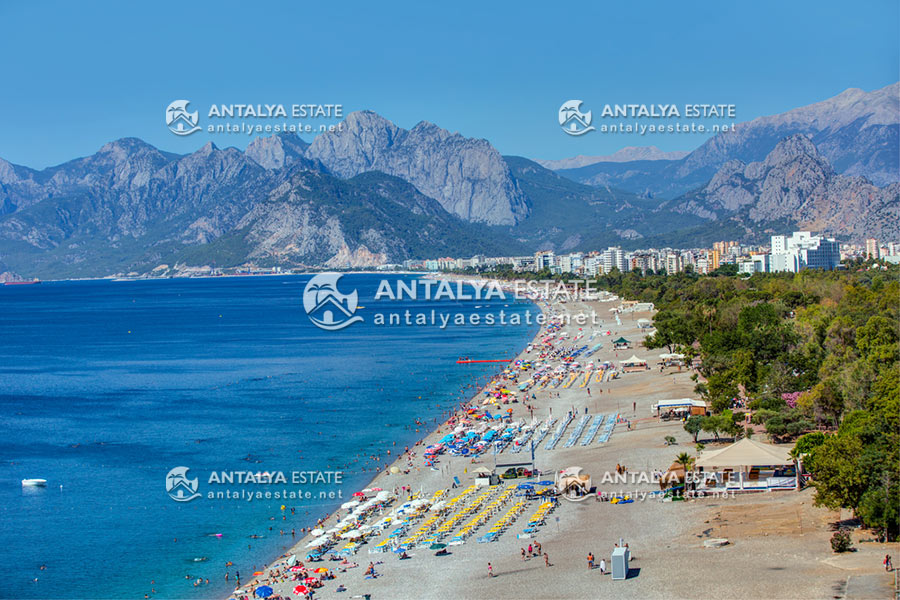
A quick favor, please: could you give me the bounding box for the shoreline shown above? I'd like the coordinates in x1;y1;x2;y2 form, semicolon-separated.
229;278;549;597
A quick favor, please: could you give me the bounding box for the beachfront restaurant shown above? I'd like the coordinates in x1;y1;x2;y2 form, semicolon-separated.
620;355;649;373
612;337;631;350
652;398;708;420
694;438;798;492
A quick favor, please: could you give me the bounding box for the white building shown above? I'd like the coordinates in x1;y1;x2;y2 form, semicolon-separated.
770;232;840;273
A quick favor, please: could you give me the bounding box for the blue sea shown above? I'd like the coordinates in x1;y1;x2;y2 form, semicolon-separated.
0;275;538;599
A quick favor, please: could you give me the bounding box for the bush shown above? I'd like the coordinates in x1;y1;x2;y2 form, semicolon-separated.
664;435;677;446
830;530;853;553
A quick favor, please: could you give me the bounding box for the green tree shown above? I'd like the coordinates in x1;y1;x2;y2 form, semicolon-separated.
683;415;704;442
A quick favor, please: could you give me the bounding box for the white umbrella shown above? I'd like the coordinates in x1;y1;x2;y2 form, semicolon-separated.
310;528;324;537
306;537;329;548
375;491;393;501
341;500;360;509
429;500;447;512
340;529;361;539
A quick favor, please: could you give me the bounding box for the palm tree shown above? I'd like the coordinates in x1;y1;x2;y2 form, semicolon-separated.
674;451;695;473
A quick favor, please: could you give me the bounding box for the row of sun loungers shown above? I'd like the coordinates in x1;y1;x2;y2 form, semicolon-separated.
563;414;592;447
596;413;618;444
544;413;574;450
580;414;605;446
521;501;556;534
477;499;528;543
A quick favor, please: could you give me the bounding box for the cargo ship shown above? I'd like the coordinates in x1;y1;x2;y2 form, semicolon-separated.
3;279;41;285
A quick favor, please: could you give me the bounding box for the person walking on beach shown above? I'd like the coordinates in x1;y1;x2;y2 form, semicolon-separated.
488;562;494;577
521;548;526;561
535;541;541;555
544;552;550;567
885;554;893;571
528;543;533;557
588;552;594;569
599;557;606;574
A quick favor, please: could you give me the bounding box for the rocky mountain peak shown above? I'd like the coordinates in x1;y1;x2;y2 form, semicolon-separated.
245;132;310;169
306;111;529;225
673;134;898;240
762;134;830;170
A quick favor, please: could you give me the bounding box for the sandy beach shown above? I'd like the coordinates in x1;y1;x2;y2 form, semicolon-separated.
229;284;898;600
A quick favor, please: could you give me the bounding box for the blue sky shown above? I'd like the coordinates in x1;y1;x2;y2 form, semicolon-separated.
1;0;897;168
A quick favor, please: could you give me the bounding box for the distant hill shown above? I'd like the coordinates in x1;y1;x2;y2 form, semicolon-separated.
536;146;689;170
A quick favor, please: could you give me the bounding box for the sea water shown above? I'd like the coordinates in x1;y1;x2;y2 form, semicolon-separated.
0;274;538;599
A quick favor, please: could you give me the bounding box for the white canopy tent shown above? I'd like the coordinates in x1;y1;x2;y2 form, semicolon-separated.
695;438;798;491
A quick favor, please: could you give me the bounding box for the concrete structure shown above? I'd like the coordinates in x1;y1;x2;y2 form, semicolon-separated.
865;238;880;260
770;231;840;273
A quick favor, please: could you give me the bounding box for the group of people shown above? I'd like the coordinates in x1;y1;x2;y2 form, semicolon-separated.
518;541;543;561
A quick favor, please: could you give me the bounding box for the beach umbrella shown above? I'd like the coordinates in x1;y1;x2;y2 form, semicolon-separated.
340;529;361;539
310;528;324;537
370;487;383;492
353;491;366;497
255;586;273;598
289;566;304;572
429;543;447;549
306;537;329;548
341;500;360;509
390;466;400;474
303;577;318;584
293;584;309;596
313;567;328;573
253;571;264;576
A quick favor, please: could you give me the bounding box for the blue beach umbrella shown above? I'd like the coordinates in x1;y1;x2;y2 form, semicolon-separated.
254;586;273;597
536;481;554;486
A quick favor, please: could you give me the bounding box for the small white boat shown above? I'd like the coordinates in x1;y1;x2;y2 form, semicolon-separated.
22;478;47;487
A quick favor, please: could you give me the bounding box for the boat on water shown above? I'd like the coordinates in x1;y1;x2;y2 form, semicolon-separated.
21;478;47;487
4;279;41;285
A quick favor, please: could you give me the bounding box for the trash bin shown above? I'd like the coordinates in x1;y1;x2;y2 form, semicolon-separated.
611;547;630;580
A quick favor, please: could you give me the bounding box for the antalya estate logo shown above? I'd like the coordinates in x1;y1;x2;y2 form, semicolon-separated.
166;100;201;136
166;466;201;502
303;273;364;331
559;100;595;136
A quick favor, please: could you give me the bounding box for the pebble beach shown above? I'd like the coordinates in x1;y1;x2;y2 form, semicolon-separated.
228;282;898;600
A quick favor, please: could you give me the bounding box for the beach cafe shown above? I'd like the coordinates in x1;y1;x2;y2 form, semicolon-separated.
652;398;708;420
694;438;799;492
657;352;686;368
620;355;649;373
612;337;631;350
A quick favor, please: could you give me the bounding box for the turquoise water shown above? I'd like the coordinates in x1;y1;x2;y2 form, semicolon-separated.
0;275;538;599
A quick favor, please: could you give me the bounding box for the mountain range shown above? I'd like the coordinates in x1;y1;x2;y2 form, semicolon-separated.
0;83;897;279
556;83;899;198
